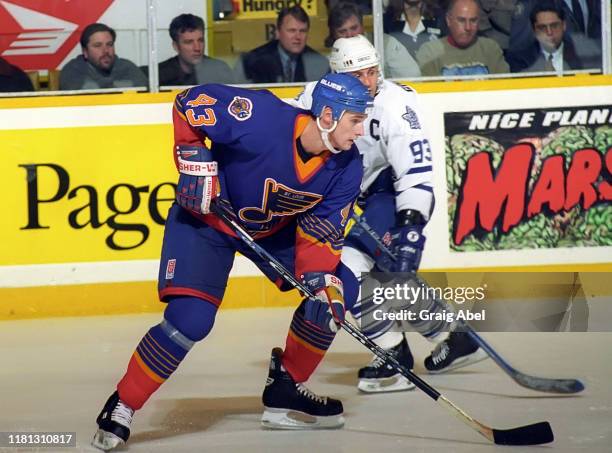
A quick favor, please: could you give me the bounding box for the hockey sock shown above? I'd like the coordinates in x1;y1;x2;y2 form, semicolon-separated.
350;292;394;339
117;320;193;410
117;297;218;409
373;330;404;349
283;300;336;382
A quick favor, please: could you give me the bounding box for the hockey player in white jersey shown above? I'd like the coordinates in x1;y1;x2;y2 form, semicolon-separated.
290;35;487;393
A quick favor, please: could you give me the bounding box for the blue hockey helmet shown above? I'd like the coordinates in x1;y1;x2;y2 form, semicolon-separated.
311;72;373;122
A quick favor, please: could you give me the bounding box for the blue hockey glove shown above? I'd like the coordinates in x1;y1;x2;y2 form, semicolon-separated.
175;145;220;214
390;210;427;273
302;272;345;333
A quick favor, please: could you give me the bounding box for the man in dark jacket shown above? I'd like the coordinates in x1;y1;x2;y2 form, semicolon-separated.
0;57;34;92
508;0;601;62
507;1;584;73
235;5;329;84
148;14;234;86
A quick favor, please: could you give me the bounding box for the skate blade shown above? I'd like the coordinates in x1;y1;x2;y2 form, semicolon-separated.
261;407;344;430
358;374;416;394
427;348;489;374
92;429;125;451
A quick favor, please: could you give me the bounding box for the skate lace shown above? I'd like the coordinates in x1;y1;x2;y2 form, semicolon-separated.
368;355;386;369
111;400;134;428
296;383;327;405
432;341;450;365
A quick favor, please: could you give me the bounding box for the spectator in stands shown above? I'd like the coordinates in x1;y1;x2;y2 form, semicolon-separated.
383;0;444;59
476;0;519;52
60;23;147;90
147;14;233;86
235;6;329;83
0;56;34;92
508;0;601;60
506;1;583;73
325;1;421;78
416;0;510;76
326;0;373;15
558;0;600;39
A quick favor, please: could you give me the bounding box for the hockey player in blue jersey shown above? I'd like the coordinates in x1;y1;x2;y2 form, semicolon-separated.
291;35;487;393
92;73;373;451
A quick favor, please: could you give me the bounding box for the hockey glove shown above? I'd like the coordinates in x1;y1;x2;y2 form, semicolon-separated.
302;272;345;333
175;145;220;214
390;210;427;273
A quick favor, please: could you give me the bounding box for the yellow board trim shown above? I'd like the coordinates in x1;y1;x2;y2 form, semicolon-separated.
0;276;302;321
0;91;179;109
429;263;612;273
1;263;609;320
2;75;611;109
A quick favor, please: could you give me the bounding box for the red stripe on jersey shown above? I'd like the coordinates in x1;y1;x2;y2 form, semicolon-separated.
192;211;292;242
295;227;341;277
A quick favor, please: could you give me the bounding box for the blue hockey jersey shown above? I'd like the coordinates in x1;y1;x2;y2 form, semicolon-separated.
172;83;363;275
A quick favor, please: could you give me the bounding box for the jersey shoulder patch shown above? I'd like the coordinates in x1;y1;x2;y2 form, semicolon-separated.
380;83;422;130
401;106;421;129
228;96;253;121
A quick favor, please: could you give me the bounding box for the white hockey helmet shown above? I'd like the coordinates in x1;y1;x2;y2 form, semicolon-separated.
329;35;380;73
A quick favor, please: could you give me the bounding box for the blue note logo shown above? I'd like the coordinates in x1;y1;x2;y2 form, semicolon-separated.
239;178;322;223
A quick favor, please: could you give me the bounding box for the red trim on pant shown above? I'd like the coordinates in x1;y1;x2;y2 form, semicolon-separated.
159;287;222;307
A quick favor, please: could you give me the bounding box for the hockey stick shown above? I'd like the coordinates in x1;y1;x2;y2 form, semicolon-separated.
210;202;554;445
351;212;584;394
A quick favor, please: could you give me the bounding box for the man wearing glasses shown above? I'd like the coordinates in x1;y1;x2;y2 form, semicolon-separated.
507;1;585;73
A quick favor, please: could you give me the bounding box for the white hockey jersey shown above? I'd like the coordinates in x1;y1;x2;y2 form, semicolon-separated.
289;79;434;219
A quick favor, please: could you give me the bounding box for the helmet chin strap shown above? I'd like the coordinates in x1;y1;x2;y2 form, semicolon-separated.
316;116;342;154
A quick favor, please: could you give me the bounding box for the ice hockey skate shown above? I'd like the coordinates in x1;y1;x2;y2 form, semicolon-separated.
92;391;134;451
261;347;344;429
357;333;416;393
424;331;489;374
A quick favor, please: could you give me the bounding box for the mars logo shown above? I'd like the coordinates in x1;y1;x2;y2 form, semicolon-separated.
0;0;114;70
453;144;612;245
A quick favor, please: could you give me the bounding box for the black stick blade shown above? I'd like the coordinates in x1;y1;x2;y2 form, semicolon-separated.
493;421;554;445
514;373;585;393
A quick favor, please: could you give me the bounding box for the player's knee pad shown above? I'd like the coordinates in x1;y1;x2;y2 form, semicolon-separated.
164;296;219;342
